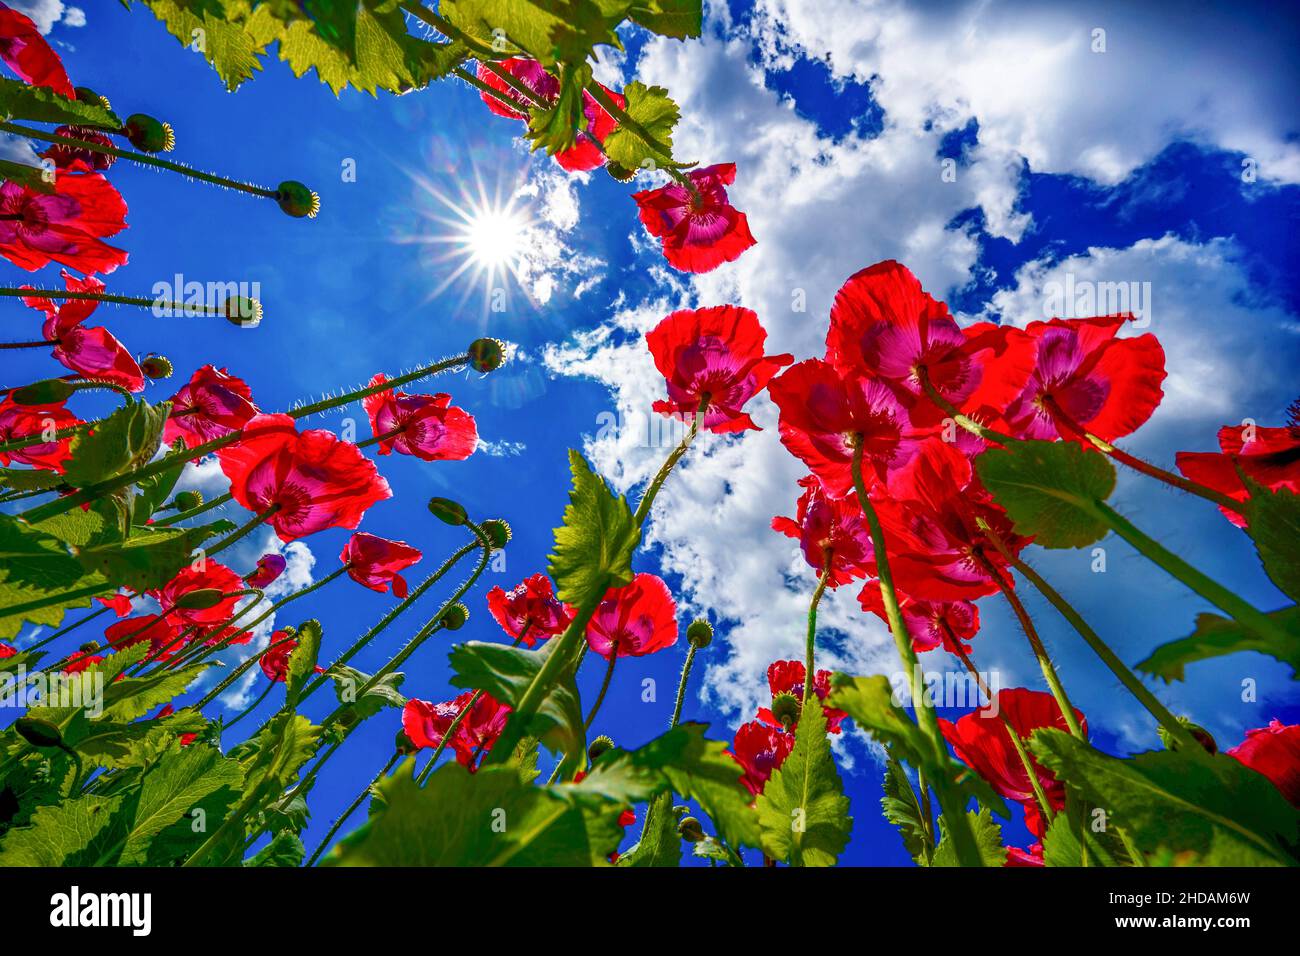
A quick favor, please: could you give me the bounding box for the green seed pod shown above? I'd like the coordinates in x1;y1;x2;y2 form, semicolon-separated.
276;180;320;218
467;337;505;373
440;603;470;631
677;816;706;843
123;113;174;153
171;490;202;512
686;618;713;648
11;378;76;405
427;496;468;526
587;735;616;763
1158;716;1218;754
222;296;263;329
79;641;101;654
75;87;112;111
14;716;63;749
770;691;801;729
141;354;173;379
605;161;636;182
174;588;225;611
481;519;511;550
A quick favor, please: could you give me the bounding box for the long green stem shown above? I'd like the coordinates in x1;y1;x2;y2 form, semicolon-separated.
21;604;111;653
916;367;1016;446
669;645;700;729
0;287;233;316
582;644;619;731
205;504;277;557
977;519;1202;752
154;492;232;527
307;751;400;866
222;678;276;733
633;397;708;526
805;555;832;702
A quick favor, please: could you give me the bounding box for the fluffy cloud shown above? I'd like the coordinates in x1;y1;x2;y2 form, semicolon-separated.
6;1;80;34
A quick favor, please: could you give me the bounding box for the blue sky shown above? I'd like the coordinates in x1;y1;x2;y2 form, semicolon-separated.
5;1;1299;865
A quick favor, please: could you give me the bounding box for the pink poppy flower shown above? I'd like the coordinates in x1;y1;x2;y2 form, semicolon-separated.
584;573;678;660
245;553;286;589
340;532;422;598
755;660;846;735
858;582;979;655
150;562;243;629
361;374;477;462
633;163;756;274
96;591;134;617
771;474;875;587
485;573;573;646
163;365;258;449
403;691;511;769
646;305;793;433
0;5;74;96
0;162;128;274
260;631;324;683
22;270;143;391
0;392;78;471
731;719;794;797
1177;420;1300;528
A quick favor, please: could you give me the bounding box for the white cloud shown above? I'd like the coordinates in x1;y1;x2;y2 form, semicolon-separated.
6;1;65;34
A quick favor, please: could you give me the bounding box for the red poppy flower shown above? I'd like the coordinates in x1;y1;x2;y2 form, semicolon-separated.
885;438;1029;601
646;305;793;434
0;162;128;274
485;573;573;646
633;163;756;274
259;631;324;683
755;660;846;735
768;358;916;498
0;642;16;659
21;270;144;391
858;582;979;655
475;58;624;172
1002;315;1166;444
245;553;286;590
584;572;678;660
339;532;422;598
1226;719;1300;807
1176;421;1300;528
0;5;74;96
63;649;103;673
96;591;134;617
42;125;117;171
825;261;1037;427
1004;843;1044;867
0;392;78;471
361;374;477;462
731;719;795;797
216;413;392;542
402;691;511;769
771;474;875;586
149;562;243;629
163;365;259;449
939;688;1087;812
104;613;183;659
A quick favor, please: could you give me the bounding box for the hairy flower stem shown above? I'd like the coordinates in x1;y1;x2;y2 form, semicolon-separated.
192;630;299;711
154;492;232;527
21;604;110;653
975;551;1085;740
916;368;1015;446
355;426;405;450
850;442;983;867
977;519;1202;752
0;420;87;454
583;643;619;731
1090;500;1293;648
670;645;700;729
0;122;281;200
221;678;276;733
20;353;472;523
206;504;278;557
0;287;231;316
634;397;708;526
307;751;401;866
805;555;832;702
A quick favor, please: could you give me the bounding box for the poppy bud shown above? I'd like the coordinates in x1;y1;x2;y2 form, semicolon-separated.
337;707;359;729
171;491;202;512
427;496;468;526
440;603;470;630
396;730;418;755
141;354;173;379
11;378;76;405
587;735;615;763
481;519;511;550
605;161;636;182
79;641;101;654
276;180;320;218
174;588;225;611
770;691;801;729
467;337;505;373
75;86;111;111
686;618;713;648
14;716;63;749
122;114;175;153
677;816;706;842
1158;716;1218;754
222;296;263;328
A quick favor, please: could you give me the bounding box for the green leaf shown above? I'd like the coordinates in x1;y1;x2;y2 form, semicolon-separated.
1136;608;1300;682
328;664;406;719
1244;483;1300;603
881;754;932;865
616;791;680;866
975;439;1116;548
547;449;639;608
73;522;230;593
138;0;269;91
118;743;245;865
232;713;322;806
526;62;591;155
285;619;322;707
245;830;305;867
0;793;130;866
0;76;121;128
132;441;187;525
0;158;54;193
754;701;851;866
930;806;1007;867
326;760;605;866
449;638;585;775
0;467;63;492
1029;728;1299;866
99;660;215;723
600;80;678;170
441;0;620;67
75;711;207;770
826;673;933;765
627;0;702;39
0;572;103;641
61;401;171;491
0;513;85;592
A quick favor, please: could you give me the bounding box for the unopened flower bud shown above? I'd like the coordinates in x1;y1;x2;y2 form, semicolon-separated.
171;491;202;512
427;496;468;526
587;735;616;763
687;618;713;648
440;603;470;630
11;378;75;405
174;588;225;611
467;337;505;373
770;691;801;729
141;354;173;379
15;716;63;749
481;519;511;550
605;161;636;182
677;816;706;842
1158;716;1218;754
276;180;320;218
123;114;174;153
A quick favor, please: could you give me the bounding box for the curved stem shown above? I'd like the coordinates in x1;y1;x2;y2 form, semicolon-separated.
221;678;277;733
975;550;1085;740
669;644;700;729
583;644;619;731
206;503;278;557
805;554;832;702
916;367;1015;446
633;397;708;526
193;629;298;710
307;751;400;866
22;604;110;653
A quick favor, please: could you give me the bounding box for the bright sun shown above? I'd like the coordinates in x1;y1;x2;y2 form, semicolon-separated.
463;206;527;268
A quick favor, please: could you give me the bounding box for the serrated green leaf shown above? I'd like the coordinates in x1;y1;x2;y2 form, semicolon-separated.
138;0;268;91
73;522;229;593
547;449;638;608
754;701;851;866
0;513;85;592
245;830;305;866
0;793;130;865
626;0;702;39
328;664;406;719
0;76;121;128
526;61;591;155
601;80;678;169
0;158;54;193
931;806;1006;867
1136;608;1300;682
882;755;932;865
62;401;171;491
0;571;103;641
0;467;63;492
99;660;214;723
441;0;619;67
617;791;680;866
118;743;245;865
1029;728;1299;866
1244;483;1300;603
75;711;208;770
975;439;1115;548
285;619;322;707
